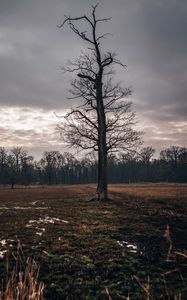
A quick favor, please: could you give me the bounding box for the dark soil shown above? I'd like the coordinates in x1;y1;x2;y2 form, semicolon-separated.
0;184;186;299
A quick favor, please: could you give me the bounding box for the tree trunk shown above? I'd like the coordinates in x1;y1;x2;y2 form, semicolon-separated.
95;76;108;201
96;141;108;200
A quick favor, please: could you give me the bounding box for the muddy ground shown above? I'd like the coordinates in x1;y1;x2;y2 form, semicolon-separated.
0;184;187;299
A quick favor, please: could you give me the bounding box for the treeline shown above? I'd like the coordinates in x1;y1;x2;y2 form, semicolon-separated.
0;146;186;188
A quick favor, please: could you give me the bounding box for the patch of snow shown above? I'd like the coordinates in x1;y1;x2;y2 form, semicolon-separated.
0;206;48;210
117;240;138;253
0;250;7;259
0;239;7;246
43;250;50;256
0;239;14;258
26;216;69;227
62;220;69;224
14;206;48;210
31;200;39;205
36;232;43;236
36;228;46;236
126;244;137;250
35;207;48;210
26;217;68;237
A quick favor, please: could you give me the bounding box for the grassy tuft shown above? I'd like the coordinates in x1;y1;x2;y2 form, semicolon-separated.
0;241;44;300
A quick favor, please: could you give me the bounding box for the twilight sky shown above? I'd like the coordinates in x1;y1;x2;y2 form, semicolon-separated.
0;0;187;158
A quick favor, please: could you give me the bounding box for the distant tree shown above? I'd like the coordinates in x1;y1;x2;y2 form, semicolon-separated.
140;147;155;165
11;147;23;173
118;152;139;183
40;151;62;184
20;154;34;185
0;147;7;168
58;4;142;200
178;147;187;182
0;146;186;186
6;154;16;189
0;147;8;184
61;152;78;184
139;146;155;181
7;147;27;188
160;146;187;182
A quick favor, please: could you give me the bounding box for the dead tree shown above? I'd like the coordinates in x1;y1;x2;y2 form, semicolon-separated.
58;4;142;200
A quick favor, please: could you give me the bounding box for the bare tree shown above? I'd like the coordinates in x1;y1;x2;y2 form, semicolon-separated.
0;147;7;169
11;147;27;172
40;151;62;184
140;147;155;165
58;4;142;200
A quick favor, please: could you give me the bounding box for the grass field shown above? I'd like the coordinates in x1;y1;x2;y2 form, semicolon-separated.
0;184;187;299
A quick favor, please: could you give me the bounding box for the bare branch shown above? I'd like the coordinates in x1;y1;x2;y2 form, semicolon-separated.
77;73;95;83
96;33;112;42
65;109;98;130
58;15;93;29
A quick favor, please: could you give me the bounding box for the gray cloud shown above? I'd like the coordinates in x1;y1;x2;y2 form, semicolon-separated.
0;0;186;155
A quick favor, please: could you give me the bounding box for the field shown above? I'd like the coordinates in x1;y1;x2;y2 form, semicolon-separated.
0;184;187;299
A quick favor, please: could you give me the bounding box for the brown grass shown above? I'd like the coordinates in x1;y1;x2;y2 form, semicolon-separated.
108;183;187;200
0;241;44;300
0;183;187;203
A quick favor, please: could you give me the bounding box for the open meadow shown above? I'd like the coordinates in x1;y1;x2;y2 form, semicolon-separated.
0;184;187;299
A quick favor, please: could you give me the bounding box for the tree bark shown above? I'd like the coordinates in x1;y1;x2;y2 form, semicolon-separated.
95;75;108;201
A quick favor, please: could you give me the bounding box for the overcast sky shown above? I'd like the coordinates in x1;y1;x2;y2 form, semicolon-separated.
0;0;187;158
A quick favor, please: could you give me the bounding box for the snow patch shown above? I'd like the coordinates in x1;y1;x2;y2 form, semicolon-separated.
117;240;138;253
0;239;7;246
26;217;69;236
0;206;48;210
36;228;45;236
0;250;7;259
0;239;14;259
26;216;68;227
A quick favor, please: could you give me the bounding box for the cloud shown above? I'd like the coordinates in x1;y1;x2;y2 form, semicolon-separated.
0;0;186;156
0;106;66;157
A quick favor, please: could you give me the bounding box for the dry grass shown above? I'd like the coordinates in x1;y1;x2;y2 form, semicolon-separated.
0;242;44;300
0;183;187;203
108;183;187;200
